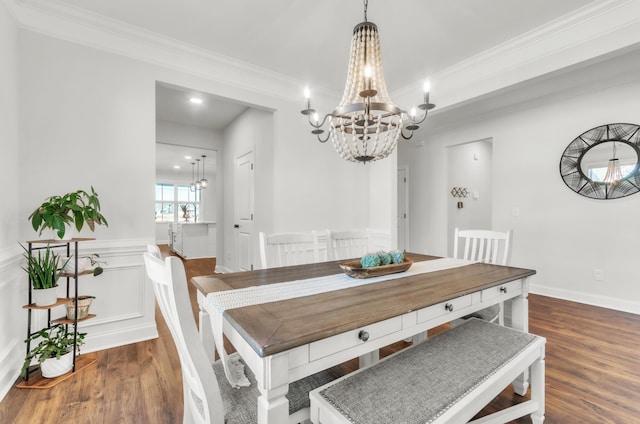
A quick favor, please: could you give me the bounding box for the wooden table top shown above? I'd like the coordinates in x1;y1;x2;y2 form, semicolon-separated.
192;253;536;357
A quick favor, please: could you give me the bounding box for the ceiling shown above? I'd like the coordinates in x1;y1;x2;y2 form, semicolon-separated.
47;0;593;96
156;82;248;130
156;143;216;180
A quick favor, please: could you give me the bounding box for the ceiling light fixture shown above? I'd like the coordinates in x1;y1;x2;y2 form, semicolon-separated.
301;0;435;163
189;98;203;105
199;155;208;188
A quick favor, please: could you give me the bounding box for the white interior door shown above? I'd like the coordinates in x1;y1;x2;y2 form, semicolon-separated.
397;167;408;251
235;150;254;271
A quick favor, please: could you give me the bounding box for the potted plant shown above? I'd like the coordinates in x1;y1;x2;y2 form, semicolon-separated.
65;295;96;320
22;244;70;306
22;326;86;378
28;186;108;239
63;253;106;276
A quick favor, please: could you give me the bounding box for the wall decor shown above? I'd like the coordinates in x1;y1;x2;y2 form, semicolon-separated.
451;187;468;208
559;123;640;199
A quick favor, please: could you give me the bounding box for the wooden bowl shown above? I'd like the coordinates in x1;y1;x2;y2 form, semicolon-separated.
339;258;413;279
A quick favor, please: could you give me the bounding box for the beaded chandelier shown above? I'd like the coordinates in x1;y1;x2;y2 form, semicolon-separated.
301;0;435;163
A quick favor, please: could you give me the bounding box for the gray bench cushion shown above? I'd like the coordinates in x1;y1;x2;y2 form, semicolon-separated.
318;318;537;424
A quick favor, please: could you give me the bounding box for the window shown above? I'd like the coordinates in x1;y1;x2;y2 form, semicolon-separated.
155;183;200;222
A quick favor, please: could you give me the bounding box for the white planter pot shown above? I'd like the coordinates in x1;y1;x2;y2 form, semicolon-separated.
63;257;92;274
40;351;73;378
32;287;58;307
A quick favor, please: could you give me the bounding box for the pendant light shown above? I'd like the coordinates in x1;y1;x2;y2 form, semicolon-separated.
199;155;208;188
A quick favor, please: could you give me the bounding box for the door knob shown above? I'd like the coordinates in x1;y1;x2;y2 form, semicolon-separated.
358;330;370;342
234;224;240;228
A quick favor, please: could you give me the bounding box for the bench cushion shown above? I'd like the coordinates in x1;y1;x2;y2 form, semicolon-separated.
317;319;537;424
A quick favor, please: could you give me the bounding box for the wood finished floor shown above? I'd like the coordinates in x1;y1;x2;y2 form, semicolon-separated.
1;245;639;423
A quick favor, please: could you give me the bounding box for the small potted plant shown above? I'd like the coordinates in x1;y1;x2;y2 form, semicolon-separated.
62;253;106;276
65;295;96;320
22;244;70;306
22;326;86;378
28;186;108;239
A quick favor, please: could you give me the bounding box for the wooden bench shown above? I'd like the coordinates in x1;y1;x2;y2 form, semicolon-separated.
310;318;545;424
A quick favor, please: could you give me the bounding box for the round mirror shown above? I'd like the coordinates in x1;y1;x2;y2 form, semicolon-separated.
560;123;640;199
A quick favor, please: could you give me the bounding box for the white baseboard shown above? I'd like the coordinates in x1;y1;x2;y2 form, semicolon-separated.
531;283;640;315
82;322;158;353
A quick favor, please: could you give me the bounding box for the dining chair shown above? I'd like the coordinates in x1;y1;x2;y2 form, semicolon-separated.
147;244;162;258
143;253;334;423
258;231;321;268
326;229;370;261
452;228;513;324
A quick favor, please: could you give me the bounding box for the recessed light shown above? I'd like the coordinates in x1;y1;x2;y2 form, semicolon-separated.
189;98;203;104
174;165;180;169
184;155;192;160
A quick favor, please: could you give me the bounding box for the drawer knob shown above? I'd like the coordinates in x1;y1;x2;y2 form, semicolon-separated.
445;303;454;312
500;286;508;294
358;330;370;342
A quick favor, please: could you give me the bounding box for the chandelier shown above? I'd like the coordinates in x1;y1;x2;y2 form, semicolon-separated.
189;155;208;192
301;0;435;163
603;142;623;184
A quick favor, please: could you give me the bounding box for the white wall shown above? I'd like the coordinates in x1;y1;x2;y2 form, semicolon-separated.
0;0;25;401
221;108;273;271
399;60;640;313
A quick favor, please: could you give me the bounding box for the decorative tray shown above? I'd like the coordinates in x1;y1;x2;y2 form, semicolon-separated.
339;258;413;279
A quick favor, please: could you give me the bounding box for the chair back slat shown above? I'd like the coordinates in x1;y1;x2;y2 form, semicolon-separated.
327;230;370;261
453;228;512;266
259;231;320;268
143;253;225;424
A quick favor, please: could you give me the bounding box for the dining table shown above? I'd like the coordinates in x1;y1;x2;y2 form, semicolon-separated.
191;253;536;424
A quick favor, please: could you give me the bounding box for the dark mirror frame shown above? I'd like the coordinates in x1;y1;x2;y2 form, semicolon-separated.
560;123;640;199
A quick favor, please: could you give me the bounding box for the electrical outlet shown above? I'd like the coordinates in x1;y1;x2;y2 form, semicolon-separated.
594;269;604;281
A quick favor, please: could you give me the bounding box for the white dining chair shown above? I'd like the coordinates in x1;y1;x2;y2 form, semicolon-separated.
143;253;335;423
147;244;162;258
452;228;513;324
258;231;321;268
326;229;370;261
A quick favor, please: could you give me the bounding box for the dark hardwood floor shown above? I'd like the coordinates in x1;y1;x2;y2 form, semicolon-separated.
1;245;639;423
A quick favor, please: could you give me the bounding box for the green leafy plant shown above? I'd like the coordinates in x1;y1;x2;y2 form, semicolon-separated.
28;186;108;239
21;244;70;290
22;326;86;377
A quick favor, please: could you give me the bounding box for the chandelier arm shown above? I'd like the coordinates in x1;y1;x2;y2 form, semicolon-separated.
316;131;330;143
400;127;415;140
307;112;331;129
402;109;428;126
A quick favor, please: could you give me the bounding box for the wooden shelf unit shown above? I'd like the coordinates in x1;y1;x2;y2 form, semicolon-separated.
21;238;97;386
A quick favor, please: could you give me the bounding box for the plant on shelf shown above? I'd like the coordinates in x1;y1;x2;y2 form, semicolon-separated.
63;253;106;276
21;243;70;306
22;326;86;378
28;186;108;239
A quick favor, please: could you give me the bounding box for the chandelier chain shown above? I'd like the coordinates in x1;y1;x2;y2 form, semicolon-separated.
363;0;368;22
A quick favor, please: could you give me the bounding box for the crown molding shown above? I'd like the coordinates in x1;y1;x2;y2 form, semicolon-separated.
8;0;640;110
393;0;640;110
7;0;318;105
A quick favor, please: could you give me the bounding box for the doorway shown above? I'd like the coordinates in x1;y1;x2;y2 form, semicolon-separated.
446;139;493;255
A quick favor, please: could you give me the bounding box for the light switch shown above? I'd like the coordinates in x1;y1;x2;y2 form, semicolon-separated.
472;191;479;199
512;207;520;217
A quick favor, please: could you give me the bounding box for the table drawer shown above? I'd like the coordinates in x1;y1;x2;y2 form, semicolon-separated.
309;316;402;362
416;295;473;323
481;280;522;303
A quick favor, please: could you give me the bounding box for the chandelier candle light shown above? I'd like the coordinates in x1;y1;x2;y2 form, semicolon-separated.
301;0;435;163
